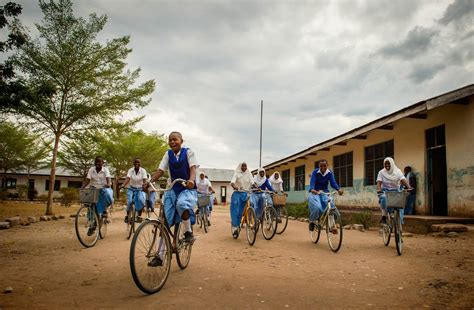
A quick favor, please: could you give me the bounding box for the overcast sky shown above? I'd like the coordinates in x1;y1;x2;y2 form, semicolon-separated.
13;0;474;169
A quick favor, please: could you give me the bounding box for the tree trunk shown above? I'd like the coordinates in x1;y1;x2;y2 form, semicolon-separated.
46;132;61;215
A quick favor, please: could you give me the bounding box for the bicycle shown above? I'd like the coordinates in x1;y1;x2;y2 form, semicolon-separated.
379;191;409;256
196;194;211;233
129;178;195;294
309;191;343;252
123;187;145;240
273;193;289;235
256;190;278;240
75;188;110;248
232;189;259;246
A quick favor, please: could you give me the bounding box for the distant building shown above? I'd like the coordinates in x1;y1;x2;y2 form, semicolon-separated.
258;84;474;217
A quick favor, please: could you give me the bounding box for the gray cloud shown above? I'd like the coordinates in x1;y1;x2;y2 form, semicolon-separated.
11;0;474;169
438;0;474;25
378;26;439;60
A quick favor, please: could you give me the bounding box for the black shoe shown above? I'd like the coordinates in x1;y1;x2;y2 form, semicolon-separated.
87;226;96;236
208;220;211;226
380;216;387;224
148;256;163;267
309;222;315;231
184;231;194;243
124;215;128;223
232;230;239;239
136;216;143;223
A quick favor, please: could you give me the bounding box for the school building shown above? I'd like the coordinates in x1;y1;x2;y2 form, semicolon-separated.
261;84;474;218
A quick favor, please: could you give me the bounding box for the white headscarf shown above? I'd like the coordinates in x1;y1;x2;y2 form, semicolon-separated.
254;168;267;187
380;157;403;182
231;162;254;190
269;171;283;185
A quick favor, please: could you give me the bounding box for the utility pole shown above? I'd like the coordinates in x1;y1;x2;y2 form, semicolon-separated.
259;100;263;168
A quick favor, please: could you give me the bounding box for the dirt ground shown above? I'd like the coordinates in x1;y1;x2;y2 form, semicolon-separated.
1;204;473;309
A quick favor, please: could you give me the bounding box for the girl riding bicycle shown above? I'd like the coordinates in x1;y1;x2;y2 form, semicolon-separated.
196;172;215;225
308;160;343;232
81;156;114;236
121;158;148;223
269;171;284;193
149;131;198;243
230;162;257;239
252;168;275;219
377;157;412;224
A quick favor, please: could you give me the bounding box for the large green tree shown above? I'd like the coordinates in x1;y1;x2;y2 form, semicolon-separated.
0;1;29;112
97;126;168;198
11;0;155;214
58;133;98;181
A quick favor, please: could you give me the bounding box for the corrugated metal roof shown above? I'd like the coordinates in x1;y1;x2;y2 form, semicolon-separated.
197;168;234;182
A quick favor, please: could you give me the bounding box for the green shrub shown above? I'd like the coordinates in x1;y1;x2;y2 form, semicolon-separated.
28;188;38;201
37;193;49;202
353;210;373;229
17;184;29;200
287;202;310;219
60;187;79;207
0;189;8;202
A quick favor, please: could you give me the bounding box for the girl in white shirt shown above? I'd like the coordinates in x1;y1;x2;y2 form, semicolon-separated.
230;162;257;238
376;157;412;223
121;158;148;223
196;172;215;224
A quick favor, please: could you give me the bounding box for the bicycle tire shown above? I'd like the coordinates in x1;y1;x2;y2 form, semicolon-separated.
203;210;208;233
75;204;100;248
310;220;321;244
395;211;403;256
99;211;107;239
126;206;136;240
175;222;193;269
326;210;343;252
276;206;288;235
382;217;391;246
261;206;278;240
245;207;257;246
130;220;172;294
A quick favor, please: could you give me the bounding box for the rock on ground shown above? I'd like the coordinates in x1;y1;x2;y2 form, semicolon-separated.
0;222;10;230
5;216;21;227
344;224;352;230
39;216;48;222
353;224;365;232
27;217;36;223
4;286;13;293
447;232;459;238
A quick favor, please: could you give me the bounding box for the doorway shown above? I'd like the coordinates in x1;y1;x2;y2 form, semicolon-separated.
426;125;448;216
220;186;227;203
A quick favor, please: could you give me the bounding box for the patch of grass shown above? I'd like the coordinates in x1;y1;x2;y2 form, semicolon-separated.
0;201;80;220
353;210;374;229
287;202;310;219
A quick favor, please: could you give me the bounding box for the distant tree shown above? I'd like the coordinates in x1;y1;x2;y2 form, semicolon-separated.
58;133;98;181
10;0;155;214
0;122;49;185
97;125;168;198
0;1;28;112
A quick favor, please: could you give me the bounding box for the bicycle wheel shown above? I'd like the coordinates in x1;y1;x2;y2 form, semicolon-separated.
99;211;107;239
126;206;136;240
382;216;392;246
197;208;202;228
261;206;278;240
245;207;257;246
394;211;403;256
75;204;100;248
175;222;193;269
326;210;343;252
130;220;172;294
276;206;288;235
203;210;209;233
310;220;321;244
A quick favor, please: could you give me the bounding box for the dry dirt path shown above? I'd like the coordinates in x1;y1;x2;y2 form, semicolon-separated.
1;206;473;309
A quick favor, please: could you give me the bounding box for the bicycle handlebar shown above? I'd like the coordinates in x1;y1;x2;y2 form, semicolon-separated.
154;178;188;193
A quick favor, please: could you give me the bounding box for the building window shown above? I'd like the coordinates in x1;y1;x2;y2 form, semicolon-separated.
333;152;353;187
45;180;61;191
67;181;83;189
295;165;306;191
2;178;17;189
282;169;290;191
365;140;394;185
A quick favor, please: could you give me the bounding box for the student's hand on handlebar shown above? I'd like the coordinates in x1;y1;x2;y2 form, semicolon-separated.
337;189;344;195
310;189;320;195
186;180;195;189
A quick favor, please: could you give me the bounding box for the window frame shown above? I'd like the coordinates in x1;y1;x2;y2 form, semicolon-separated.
365;140;394;185
282;169;290;192
294;165;306;191
333;152;353;188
